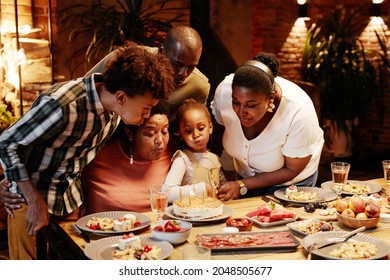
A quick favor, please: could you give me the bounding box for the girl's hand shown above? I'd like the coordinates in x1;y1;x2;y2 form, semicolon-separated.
216;181;240;201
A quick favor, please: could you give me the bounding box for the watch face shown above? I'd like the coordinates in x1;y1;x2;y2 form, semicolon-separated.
240;186;248;196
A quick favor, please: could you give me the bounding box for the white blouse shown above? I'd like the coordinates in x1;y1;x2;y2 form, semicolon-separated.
211;74;324;186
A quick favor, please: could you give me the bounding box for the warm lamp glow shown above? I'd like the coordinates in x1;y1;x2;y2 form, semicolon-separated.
370;16;385;26
372;0;384;4
297;0;307;4
19;25;32;35
15;49;26;65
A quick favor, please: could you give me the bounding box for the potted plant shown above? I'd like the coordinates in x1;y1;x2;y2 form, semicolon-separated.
59;0;188;75
0;103;16;134
301;6;379;158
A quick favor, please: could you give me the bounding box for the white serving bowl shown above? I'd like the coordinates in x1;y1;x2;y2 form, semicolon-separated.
151;220;192;245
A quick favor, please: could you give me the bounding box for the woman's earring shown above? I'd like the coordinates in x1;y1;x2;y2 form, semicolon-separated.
267;101;275;113
129;135;134;165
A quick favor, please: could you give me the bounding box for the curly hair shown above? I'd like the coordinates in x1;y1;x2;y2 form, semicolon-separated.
102;42;175;100
233;52;280;98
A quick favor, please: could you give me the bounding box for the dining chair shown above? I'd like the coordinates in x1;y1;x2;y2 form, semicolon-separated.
36;222;88;260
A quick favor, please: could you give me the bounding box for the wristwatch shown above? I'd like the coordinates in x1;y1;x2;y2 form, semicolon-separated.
236;180;248;196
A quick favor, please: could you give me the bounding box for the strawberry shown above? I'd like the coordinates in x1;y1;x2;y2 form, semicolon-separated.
164;225;174;232
172;224;182;232
153;225;164;231
134;221;141;227
164;220;174;228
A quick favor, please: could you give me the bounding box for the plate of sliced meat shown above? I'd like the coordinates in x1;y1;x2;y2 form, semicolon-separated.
196;230;300;252
245;202;298;227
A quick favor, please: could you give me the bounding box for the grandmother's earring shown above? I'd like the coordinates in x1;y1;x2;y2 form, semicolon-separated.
267;101;275;113
129;136;134;165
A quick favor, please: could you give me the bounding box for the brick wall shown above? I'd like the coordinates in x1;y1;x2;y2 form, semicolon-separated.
252;0;390;158
2;0;389;157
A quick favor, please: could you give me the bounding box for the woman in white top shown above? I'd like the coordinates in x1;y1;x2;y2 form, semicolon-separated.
211;52;324;200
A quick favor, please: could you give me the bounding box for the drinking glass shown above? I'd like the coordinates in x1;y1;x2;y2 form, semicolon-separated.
149;184;169;221
331;162;350;197
382;160;390;195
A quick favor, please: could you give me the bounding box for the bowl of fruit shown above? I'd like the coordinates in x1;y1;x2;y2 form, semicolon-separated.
225;217;253;232
151;220;192;244
335;196;380;229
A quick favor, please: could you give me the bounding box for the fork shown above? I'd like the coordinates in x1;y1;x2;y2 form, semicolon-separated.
307;226;366;260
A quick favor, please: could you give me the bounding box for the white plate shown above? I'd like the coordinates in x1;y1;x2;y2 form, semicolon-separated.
321;180;382;195
274;186;338;204
286;219;340;237
302;231;390;260
84;236;173;260
247;211;298;227
76;211;151;236
164;205;233;223
380;213;390;223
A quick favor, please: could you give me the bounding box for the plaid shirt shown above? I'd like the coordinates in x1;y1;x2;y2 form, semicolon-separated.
0;74;119;215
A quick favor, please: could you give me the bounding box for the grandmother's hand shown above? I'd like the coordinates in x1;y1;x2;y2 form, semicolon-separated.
0;178;24;218
216;181;240;201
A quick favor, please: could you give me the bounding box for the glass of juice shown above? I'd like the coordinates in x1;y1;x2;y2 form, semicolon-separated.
149;184;169;221
331;162;351;197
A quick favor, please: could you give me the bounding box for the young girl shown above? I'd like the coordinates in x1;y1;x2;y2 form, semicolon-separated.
164;99;226;202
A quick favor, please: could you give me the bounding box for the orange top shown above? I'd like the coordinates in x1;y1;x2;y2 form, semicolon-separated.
81;132;174;215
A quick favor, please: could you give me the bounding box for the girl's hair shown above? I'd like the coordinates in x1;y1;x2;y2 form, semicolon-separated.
176;98;211;126
232;52;280;98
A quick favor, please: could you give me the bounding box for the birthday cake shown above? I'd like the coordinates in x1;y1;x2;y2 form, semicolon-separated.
173;197;224;219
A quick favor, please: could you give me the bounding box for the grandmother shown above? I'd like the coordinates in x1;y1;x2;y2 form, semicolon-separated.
211;52;324;200
80;101;174;214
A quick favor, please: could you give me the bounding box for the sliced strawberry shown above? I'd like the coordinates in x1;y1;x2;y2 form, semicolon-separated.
134;221;141;227
172;224;182;232
153;225;164;231
164;220;173;228
164;225;174;232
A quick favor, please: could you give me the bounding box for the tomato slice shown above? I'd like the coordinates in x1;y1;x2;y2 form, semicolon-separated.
134;221;141;227
143;245;152;252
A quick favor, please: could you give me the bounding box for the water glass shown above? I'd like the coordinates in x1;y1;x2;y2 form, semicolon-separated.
331;162;350;196
182;245;211;260
149;184;169;221
382;160;390;195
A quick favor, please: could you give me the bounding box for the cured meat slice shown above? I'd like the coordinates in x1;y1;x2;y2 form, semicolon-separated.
196;231;298;249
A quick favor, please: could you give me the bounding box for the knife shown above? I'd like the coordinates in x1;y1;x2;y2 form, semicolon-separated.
72;223;90;243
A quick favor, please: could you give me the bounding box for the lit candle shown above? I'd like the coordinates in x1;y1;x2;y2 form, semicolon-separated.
179;186;182;202
213;184;216;200
189;192;191;207
202;186;205;204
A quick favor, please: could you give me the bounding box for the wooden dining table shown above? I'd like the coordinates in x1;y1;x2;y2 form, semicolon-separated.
57;178;390;260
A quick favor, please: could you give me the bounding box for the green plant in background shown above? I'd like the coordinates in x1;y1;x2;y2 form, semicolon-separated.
302;7;378;123
0;104;16;133
301;6;381;157
59;0;188;74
